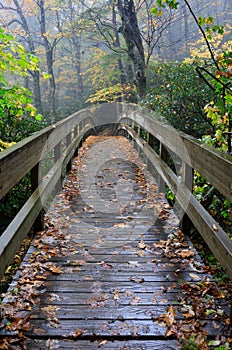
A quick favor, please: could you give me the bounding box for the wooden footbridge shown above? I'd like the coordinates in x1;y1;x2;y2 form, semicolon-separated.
0;103;231;349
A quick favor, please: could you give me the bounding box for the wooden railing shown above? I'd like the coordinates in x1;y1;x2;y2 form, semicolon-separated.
114;103;232;280
0;102;231;281
0;109;96;278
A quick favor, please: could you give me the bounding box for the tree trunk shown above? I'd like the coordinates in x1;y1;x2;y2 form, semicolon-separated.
112;4;127;85
71;35;84;106
117;0;146;100
13;0;43;114
39;0;56;121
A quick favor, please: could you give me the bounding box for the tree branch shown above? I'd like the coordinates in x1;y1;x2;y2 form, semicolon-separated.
183;0;220;70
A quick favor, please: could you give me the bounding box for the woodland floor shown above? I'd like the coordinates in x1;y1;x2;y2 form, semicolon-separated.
0;136;231;349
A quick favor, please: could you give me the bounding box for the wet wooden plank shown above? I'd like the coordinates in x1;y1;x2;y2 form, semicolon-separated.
23;319;225;338
25;339;179;349
30;305;230;321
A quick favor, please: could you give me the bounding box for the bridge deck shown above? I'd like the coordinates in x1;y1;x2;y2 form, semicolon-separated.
0;136;230;349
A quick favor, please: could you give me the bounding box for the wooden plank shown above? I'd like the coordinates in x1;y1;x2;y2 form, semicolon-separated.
34;280;186;293
36;290;227;306
19;319;225;338
23;339;179;349
30;305;229;320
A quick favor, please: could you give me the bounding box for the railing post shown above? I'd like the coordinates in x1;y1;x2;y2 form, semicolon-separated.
131;119;135;130
130;120;135;147
54;142;62;194
74;126;79;157
158;143;168;193
31;163;44;231
146;132;152;172
180;162;194;233
66;132;72;172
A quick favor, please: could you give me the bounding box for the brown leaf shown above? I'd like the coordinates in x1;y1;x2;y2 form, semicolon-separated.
7;314;32;332
98;339;107;347
75;328;85;337
177;249;195;258
138;241;146;249
33;328;46;335
157;306;176;328
68;259;86;266
44;262;62;274
69;328;86;339
130;296;141;305
189;273;201;281
165;325;177;337
99;261;113;269
112;289;120;300
130;276;145;284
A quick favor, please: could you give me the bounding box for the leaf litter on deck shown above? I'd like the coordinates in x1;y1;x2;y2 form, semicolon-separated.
0;136;231;349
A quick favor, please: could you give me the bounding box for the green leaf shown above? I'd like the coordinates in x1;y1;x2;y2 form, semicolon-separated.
35;114;43;121
150;6;159;16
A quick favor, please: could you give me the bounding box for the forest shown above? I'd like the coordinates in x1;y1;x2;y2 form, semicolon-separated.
0;0;231;279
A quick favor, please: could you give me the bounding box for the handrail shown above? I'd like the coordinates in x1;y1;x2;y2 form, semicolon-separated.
0;109;96;278
115;103;232;280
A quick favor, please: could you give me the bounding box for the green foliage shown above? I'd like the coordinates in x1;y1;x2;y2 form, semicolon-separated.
151;1;231;152
197;15;224;39
193;172;232;237
0;26;42;149
0;27;47;233
201;50;232;151
143;61;216;138
0;175;31;233
180;335;199;350
151;0;179;13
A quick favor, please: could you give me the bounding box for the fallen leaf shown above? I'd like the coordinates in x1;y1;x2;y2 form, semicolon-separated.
130;276;145;284
33;328;46;335
44;262;62;274
99;261;113;269
98;339;107;347
130;296;140;305
70;328;86;339
112;290;120;300
177;249;195;258
138;241;146;249
189;273;201;281
68;259;86;266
